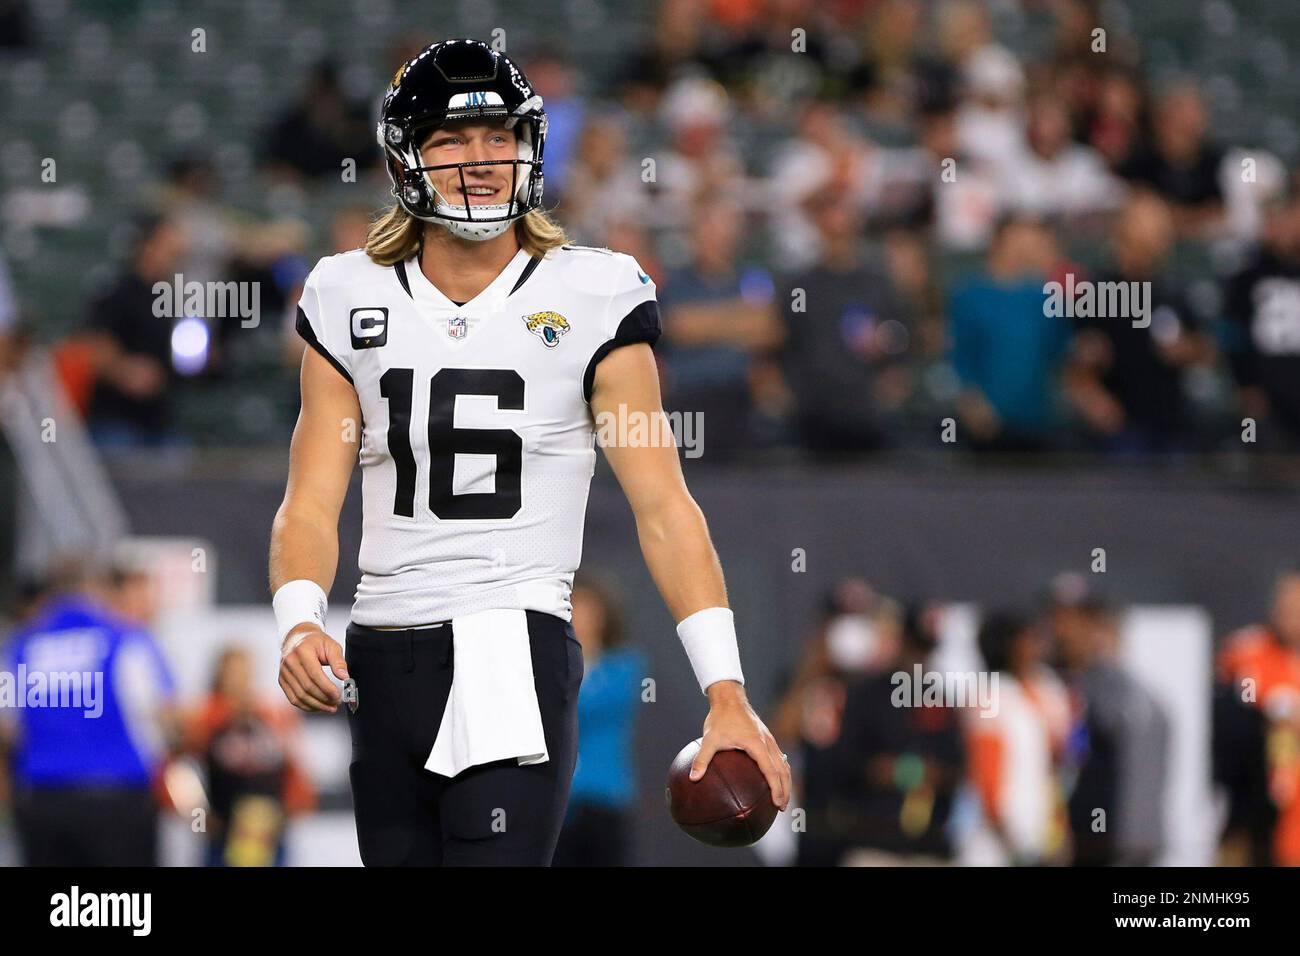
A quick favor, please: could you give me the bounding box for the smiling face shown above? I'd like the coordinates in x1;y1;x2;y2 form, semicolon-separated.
419;119;520;210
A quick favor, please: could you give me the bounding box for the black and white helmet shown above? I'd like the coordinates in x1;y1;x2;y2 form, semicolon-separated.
377;38;546;240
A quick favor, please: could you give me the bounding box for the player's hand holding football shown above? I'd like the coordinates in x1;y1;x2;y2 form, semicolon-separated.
278;624;348;713
694;680;791;811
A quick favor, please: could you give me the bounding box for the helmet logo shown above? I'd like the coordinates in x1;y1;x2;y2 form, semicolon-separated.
448;91;505;109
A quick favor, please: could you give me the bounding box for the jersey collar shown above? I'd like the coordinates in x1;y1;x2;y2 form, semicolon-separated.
397;247;535;315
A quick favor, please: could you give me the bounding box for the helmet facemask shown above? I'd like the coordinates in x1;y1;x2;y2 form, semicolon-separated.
383;108;545;242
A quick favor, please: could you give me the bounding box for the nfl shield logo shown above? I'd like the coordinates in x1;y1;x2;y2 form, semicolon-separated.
448;314;467;340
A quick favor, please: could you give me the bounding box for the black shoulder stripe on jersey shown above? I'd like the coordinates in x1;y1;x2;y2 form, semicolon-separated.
509;256;542;296
296;307;354;385
394;260;413;300
582;300;663;403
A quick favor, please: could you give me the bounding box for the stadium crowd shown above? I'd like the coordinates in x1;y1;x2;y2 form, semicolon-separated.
0;0;1296;459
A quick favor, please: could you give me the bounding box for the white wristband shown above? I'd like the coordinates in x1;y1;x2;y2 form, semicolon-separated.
676;607;744;694
273;579;328;646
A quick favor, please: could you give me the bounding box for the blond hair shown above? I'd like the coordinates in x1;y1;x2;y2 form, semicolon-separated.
364;203;568;266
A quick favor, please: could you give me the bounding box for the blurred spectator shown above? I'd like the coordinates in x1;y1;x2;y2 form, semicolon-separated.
962;609;1071;866
81;214;188;449
153;155;308;287
1046;577;1170;865
831;601;966;865
707;0;833;107
281;204;374;367
524;48;585;201
558;111;651;247
1224;188;1300;449
1000;93;1123;222
260;61;377;183
767;104;903;271
779;190;910;455
658;198;781;459
949;216;1068;451
1217;569;1300;866
1066;192;1212;454
0;562;176;865
856;0;937;126
184;646;315;866
948;5;1027;173
647;76;747;241
1212;680;1274;866
105;560;160;629
1118;82;1226;237
553;579;645;867
618;0;713;116
1221;147;1289;250
149;157;310;379
770;577;902;865
1085;70;1147;170
916;100;1002;252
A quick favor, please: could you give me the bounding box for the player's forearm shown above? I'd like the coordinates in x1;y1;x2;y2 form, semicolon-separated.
633;493;727;623
268;505;340;596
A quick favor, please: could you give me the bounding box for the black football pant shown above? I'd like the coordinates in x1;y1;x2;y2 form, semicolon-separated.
344;611;582;866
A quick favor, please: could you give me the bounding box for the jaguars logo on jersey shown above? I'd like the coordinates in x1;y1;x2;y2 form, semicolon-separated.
522;310;570;348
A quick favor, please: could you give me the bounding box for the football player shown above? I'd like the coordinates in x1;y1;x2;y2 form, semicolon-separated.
268;38;790;865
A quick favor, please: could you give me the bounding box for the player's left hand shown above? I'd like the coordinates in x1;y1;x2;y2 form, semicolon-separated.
693;681;792;811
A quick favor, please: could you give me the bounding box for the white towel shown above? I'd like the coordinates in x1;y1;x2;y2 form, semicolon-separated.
424;608;549;778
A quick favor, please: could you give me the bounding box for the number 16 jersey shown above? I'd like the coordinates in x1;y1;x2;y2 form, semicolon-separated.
295;244;661;626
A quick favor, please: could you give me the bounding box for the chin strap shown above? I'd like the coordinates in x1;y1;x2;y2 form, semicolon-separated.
434;202;515;240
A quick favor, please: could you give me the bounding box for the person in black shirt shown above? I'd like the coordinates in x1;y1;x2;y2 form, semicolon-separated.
1224;190;1300;448
1118;83;1225;237
1067;192;1212;454
83;215;188;447
825;602;965;864
185;646;315;867
779;189;910;456
260;61;378;183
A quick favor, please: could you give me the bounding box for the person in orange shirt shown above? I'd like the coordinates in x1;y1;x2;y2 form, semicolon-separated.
963;609;1072;866
185;645;316;866
1218;570;1300;866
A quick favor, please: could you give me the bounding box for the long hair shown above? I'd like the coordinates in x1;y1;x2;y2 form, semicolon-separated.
364;203;568;266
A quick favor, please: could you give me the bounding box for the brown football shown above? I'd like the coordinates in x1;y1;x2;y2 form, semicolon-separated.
665;738;779;847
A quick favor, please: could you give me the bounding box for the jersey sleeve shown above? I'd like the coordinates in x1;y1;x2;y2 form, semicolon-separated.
295;260;355;385
582;255;662;402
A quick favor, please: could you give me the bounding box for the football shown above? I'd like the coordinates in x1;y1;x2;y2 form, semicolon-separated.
665;738;779;847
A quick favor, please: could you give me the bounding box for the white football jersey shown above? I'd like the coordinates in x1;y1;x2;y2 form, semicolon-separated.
296;244;660;626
